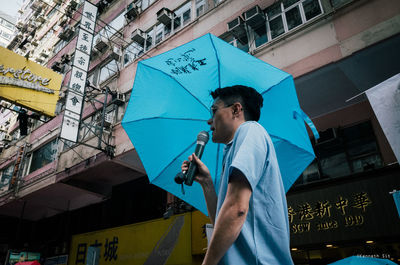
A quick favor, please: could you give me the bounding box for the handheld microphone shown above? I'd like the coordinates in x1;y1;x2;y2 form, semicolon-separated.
185;131;209;186
175;131;209;186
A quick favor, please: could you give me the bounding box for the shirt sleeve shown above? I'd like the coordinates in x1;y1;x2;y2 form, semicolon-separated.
228;122;268;191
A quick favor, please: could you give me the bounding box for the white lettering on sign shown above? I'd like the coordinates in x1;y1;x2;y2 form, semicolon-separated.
0;64;50;86
0;76;54;94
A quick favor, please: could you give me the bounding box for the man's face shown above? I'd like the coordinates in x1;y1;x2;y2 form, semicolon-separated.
207;98;235;144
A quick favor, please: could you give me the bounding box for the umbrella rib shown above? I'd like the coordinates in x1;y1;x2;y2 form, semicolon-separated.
260;76;287;96
260;76;312;153
140;63;210;111
155;139;197;182
209;34;221;88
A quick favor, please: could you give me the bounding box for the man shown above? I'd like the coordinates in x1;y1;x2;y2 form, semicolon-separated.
182;85;294;265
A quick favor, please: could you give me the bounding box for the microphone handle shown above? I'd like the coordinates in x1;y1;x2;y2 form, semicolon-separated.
185;143;206;186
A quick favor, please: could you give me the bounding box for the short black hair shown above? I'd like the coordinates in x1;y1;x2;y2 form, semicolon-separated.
211;85;263;121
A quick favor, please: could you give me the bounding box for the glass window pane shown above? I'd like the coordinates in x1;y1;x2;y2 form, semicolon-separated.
236;35;249;53
352;154;382;173
183;9;191;25
196;0;206;17
283;0;299;9
124;42;143;66
145;29;153;50
285;6;302;30
99;60;118;84
302;160;321;183
174;16;181;31
303;0;322;20
254;24;268;47
320;153;351;178
266;2;282;18
1;165;14;186
108;12;126;33
269;15;284;39
330;0;352;8
29;139;58;174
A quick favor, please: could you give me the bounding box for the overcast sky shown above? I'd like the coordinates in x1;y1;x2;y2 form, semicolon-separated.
0;0;23;19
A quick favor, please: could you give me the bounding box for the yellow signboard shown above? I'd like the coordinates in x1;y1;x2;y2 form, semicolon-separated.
0;46;62;117
191;211;210;255
69;213;193;265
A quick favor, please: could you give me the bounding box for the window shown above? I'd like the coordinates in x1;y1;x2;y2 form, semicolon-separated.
94;11;126;45
123;41;144;66
1;31;12;40
145;28;154;51
47;4;60;18
54;39;68;55
330;0;353;8
29;139;58;174
266;0;322;40
4;21;15;31
173;2;192;31
295;121;383;186
137;0;156;10
223;34;249;53
0;164;14;187
98;60;118;84
196;0;206;17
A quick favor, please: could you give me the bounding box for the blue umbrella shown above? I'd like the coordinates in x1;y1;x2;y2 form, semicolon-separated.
329;256;398;265
121;33;318;215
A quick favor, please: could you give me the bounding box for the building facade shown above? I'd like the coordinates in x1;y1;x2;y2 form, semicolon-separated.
0;11;16;48
0;0;399;264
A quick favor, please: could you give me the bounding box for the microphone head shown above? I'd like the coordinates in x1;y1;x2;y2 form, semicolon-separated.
197;131;209;144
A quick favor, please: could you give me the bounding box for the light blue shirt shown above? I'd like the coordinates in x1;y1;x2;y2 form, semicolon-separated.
216;121;294;265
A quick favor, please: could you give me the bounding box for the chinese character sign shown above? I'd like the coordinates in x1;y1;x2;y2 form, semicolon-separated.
80;1;97;34
60;1;97;143
286;173;400;246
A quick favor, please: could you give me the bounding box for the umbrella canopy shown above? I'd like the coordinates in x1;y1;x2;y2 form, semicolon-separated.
328;256;397;265
122;33;318;215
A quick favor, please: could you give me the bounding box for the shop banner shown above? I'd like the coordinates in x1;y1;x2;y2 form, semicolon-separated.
69;214;192;265
0;46;62;117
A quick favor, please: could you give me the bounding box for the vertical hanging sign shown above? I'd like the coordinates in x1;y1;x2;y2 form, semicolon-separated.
60;1;97;142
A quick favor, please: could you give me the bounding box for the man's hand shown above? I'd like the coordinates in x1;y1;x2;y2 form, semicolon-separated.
181;154;217;224
181;153;212;186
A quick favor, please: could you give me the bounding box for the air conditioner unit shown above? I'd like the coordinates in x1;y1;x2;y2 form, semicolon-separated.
131;29;146;45
104;113;114;126
94;36;109;51
58;25;75;41
16;21;24;30
40;49;50;58
3;134;12;142
114;93;125;106
51;61;64;73
157;8;173;25
227;16;246;38
243;5;265;28
316;128;338;144
30;0;42;10
35;57;44;63
110;46;122;61
59;18;69;27
31;39;39;46
36;15;46;23
125;2;141;21
61;53;71;64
